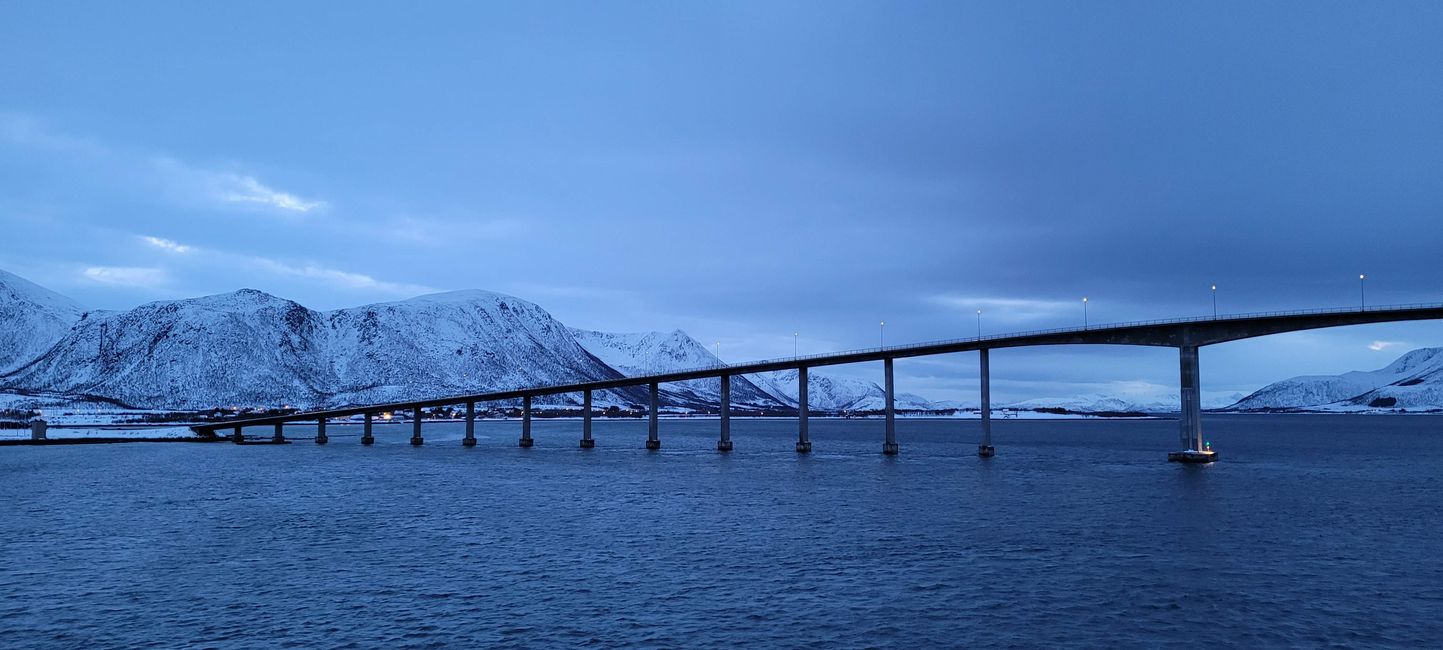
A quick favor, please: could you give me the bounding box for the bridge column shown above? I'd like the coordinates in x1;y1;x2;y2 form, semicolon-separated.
361;413;375;445
1169;345;1216;463
463;402;476;447
796;367;812;452
978;349;995;457
272;422;285;443
315;418;328;445
580;390;595;448
646;382;661;450
883;358;899;455
718;375;733;451
519;396;534;447
410;407;424;446
232;425;243;443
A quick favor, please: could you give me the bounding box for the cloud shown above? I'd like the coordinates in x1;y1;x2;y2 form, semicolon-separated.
80;266;168;287
1;115;326;216
140;236;193;254
215;174;326;213
248;256;435;295
1368;340;1403;351
925;294;1077;323
131;233;435;296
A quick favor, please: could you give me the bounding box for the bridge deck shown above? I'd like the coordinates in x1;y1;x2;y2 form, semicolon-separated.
193;302;1443;434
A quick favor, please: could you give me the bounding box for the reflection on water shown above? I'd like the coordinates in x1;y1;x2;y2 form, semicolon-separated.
1;416;1439;648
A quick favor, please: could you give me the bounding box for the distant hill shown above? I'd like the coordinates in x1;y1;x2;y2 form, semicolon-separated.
1225;348;1443;412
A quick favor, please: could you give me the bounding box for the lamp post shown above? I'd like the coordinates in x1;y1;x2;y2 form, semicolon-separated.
1082;297;1089;327
715;342;721;362
976;309;982;338
793;332;798;359
880;321;886;349
1211;285;1217;318
1359;274;1366;309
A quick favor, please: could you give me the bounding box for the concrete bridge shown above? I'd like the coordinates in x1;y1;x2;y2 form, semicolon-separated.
192;302;1443;462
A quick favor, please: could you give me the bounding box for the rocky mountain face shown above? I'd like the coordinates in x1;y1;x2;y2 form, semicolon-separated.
1;284;640;410
326;291;640;407
0;269;84;373
1227;348;1443;412
567;328;779;408
748;368;941;412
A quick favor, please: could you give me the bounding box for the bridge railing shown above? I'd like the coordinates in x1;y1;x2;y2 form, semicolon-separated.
378;301;1443;408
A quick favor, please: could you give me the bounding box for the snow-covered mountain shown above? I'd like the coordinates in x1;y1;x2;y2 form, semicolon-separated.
0;269;84;373
5;289;335;409
327;291;638;406
1227;348;1443;412
748;368;940;412
1;286;643;410
567;327;950;412
567;328;777;407
1003;395;1172;414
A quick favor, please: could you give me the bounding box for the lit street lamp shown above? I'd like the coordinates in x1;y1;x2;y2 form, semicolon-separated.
880;321;886;349
1360;274;1366;309
1082;297;1089;327
1211;284;1217;318
976;309;982;338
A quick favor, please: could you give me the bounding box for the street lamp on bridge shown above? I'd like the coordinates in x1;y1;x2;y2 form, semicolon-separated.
1360;274;1367;309
1082;297;1089;327
1212;284;1217;318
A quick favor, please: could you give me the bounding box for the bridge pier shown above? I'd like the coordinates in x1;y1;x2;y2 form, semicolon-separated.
463;401;476;447
581;389;595;448
647;382;661;450
410;407;424;446
232;425;243;443
1169;345;1216;463
361;412;375;445
797;367;812;452
315;418;328;444
718;375;733;451
883;358;899;455
520;396;534;447
273;422;285;443
978;349;994;457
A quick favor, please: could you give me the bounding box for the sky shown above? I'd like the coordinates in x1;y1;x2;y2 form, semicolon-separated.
2;1;1442;405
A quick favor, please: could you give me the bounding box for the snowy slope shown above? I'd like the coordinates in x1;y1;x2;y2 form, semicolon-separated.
1227;348;1443;411
568;328;778;407
327;291;639;406
749;368;940;411
1;287;645;410
0;269;85;372
1003;395;1169;414
2;289;334;409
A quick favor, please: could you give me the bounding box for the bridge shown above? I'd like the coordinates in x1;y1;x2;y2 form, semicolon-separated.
192;302;1443;462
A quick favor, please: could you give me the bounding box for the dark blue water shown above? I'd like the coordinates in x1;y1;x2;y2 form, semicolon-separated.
2;416;1441;648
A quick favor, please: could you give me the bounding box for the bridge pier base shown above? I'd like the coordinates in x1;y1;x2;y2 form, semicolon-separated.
463;401;476;447
410;407;424;446
519;396;534;447
580;390;595;448
273;422;285;443
315;418;328;444
796;367;812;453
978;349;995;457
646;382;661;450
1170;345;1216;463
717;376;733;451
361;412;375;445
882;358;899;455
232;426;243;443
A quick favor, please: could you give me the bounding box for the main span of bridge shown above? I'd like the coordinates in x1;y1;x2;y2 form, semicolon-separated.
198;303;1443;462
